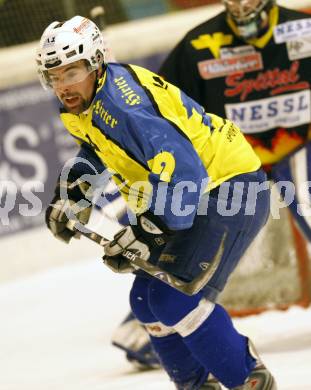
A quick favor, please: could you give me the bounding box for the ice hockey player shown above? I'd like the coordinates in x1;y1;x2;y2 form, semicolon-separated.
114;0;311;374
37;15;276;389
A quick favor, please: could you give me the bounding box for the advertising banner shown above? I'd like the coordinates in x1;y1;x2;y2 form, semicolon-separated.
0;82;78;237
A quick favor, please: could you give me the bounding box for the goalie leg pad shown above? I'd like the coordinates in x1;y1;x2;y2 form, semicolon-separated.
271;141;311;240
111;312;160;369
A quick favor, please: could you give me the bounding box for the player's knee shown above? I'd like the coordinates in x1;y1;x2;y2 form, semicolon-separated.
148;279;203;327
129;276;157;323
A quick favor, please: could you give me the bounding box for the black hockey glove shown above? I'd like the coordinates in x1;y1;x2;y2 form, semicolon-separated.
45;171;93;243
103;212;175;274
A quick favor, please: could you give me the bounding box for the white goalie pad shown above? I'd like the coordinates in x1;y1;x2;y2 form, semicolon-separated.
271;141;311;241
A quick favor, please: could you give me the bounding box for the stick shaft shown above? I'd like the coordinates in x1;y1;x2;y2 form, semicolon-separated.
68;220;225;296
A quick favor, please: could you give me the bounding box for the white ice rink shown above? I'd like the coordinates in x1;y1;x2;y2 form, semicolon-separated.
1;258;311;390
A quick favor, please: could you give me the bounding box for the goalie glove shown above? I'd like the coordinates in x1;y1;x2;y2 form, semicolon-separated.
103;212;175;274
45;170;93;243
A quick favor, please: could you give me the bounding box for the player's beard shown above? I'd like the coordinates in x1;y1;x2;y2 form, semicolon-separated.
61;93;91;114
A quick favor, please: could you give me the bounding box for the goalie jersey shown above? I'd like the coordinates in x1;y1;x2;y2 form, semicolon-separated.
60;63;260;229
160;6;311;171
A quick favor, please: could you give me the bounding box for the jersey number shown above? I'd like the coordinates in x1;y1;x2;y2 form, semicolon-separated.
148;151;175;182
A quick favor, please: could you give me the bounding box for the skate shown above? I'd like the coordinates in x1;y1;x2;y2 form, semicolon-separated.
200;374;222;389
176;373;222;390
125;343;160;371
231;341;277;390
230;363;277;390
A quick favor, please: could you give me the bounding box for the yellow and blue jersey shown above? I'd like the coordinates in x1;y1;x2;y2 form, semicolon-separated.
60;63;260;229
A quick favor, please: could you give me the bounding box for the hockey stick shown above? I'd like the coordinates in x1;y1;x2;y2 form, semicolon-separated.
67;220;226;296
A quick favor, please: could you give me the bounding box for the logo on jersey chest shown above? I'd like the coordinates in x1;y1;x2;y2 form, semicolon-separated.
274;18;311;44
191;32;233;58
220;45;255;58
225;90;311;134
225;61;309;101
93;99;118;128
198;53;262;80
287;37;311;60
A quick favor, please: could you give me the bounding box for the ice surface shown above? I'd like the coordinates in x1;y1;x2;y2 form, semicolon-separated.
1;259;310;390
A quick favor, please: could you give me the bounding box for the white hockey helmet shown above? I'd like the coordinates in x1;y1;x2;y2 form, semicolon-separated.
36;15;106;89
223;0;276;39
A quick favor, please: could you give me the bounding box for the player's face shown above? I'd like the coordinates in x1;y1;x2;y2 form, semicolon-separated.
224;0;262;20
48;60;97;114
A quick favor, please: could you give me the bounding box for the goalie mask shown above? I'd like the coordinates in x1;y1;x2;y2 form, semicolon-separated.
36;15;106;89
223;0;276;40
